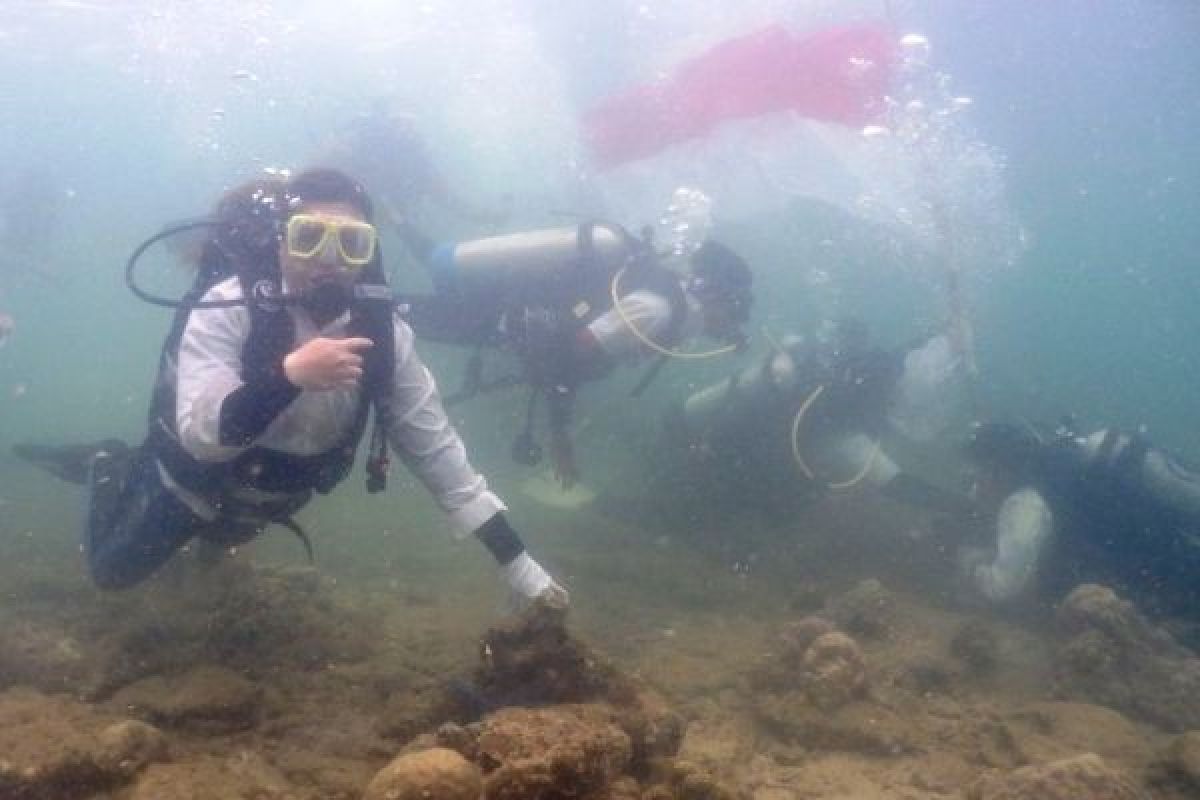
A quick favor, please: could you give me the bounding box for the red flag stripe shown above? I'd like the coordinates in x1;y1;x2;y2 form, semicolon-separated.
584;23;898;169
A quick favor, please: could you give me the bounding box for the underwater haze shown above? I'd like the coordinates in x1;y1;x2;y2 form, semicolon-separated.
1;1;1199;798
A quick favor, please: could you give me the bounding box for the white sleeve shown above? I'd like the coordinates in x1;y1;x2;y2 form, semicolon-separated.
175;284;253;463
586;290;673;361
888;334;965;442
975;488;1054;602
818;433;900;487
386;319;505;536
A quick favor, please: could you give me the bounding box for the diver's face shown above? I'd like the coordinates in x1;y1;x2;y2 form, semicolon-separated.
279;201;367;294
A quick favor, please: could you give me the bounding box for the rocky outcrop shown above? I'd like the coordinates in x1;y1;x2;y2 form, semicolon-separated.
363;747;482;800
0;687;167;799
467;704;631;800
109;665;261;734
749;617;915;756
380;600;741;799
1054;584;1200;732
454;600;684;768
800;632;868;711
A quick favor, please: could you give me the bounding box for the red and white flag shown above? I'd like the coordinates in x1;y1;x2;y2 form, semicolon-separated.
582;22;900;224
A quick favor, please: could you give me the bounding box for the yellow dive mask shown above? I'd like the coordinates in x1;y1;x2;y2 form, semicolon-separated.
285;214;378;267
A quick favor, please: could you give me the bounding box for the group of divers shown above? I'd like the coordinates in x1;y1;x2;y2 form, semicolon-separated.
5;111;1199;640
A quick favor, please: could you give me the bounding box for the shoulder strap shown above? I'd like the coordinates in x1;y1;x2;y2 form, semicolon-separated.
349;279;398;492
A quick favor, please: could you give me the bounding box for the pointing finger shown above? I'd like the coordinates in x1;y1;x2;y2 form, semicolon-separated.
341;337;374;352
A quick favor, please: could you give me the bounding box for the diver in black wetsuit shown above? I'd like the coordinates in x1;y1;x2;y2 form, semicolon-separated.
963;421;1200;622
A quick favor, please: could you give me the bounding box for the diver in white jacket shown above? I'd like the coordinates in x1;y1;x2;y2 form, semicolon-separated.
15;169;565;606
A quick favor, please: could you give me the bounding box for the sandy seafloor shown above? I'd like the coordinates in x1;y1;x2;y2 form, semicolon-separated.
0;455;1197;800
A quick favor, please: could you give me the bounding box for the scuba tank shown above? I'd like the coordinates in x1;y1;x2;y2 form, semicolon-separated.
427;222;635;312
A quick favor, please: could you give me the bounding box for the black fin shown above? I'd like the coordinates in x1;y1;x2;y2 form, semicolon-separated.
13;439;128;485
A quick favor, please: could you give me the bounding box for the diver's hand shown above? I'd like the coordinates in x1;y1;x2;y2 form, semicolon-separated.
283;337;373;391
550;430;579;490
501;552;569;610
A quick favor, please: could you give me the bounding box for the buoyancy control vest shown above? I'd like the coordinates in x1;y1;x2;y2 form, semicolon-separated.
144;242;396;516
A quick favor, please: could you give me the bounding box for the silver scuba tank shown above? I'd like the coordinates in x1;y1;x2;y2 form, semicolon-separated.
428;223;633;303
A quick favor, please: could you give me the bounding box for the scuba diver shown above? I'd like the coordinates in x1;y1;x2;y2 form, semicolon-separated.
0;310;12;347
654;318;971;524
13;168;566;607
961;421;1200;621
397;221;754;489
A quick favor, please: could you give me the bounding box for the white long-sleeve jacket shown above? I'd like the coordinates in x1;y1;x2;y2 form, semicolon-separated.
168;276;504;535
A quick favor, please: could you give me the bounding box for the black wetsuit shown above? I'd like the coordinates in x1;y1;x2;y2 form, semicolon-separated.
1022;433;1200;621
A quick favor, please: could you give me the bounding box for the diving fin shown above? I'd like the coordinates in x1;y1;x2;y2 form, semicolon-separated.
518;470;596;510
13;439;130;485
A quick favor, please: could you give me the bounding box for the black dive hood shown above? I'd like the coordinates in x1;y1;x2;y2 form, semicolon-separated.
124;218;391;311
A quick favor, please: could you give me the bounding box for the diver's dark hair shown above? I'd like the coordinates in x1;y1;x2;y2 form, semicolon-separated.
285;167;374;222
195;175;288;282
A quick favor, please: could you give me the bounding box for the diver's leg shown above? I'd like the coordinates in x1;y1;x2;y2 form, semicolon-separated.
13;439;129;485
84;449;201;590
969;488;1054;602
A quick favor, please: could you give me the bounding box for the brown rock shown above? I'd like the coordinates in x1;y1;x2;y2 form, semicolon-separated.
1054;584;1200;732
473;705;631;799
94;719;169;777
0;687;155;798
802;632;867;711
127;752;299;800
1002;702;1157;767
612;688;685;768
363;747;482;800
973;753;1148;800
458;599;682;769
111;664;260;733
472;599;638;710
